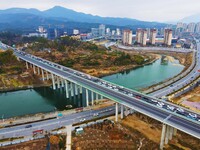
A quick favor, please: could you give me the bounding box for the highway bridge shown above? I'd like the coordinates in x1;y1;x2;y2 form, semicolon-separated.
0;42;200;149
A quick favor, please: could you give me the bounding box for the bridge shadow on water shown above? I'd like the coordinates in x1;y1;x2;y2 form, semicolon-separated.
33;86;100;111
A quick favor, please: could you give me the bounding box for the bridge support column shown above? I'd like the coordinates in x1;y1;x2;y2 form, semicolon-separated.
65;124;72;150
51;74;56;90
100;95;103;99
33;65;36;74
41;69;45;81
165;125;169;145
115;103;118;122
46;71;49;80
91;91;94;105
70;82;74;97
160;124;166;150
86;89;89;106
96;94;99;100
169;126;173;140
121;104;124;119
61;79;64;88
79;86;82;94
37;67;40;75
75;84;78;95
26;62;29;69
65;80;69;98
173;128;177;136
57;77;61;88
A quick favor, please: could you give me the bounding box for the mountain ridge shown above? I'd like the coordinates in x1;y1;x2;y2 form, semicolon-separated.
0;6;167;32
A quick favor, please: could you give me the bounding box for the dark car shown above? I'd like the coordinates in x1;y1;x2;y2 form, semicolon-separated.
25;124;32;128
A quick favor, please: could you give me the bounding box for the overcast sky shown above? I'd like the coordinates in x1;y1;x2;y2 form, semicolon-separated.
1;0;200;22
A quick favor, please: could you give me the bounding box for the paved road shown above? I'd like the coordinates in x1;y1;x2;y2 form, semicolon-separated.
150;42;200;98
117;44;194;53
0;42;200;141
0;106;116;139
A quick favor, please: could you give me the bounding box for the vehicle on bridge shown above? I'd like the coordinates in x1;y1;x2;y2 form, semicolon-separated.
33;129;43;135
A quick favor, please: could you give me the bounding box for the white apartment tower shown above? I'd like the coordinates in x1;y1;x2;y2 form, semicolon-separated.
136;28;142;43
136;29;147;46
150;29;157;45
164;29;172;46
122;29;133;45
141;29;147;46
195;22;200;33
187;23;196;33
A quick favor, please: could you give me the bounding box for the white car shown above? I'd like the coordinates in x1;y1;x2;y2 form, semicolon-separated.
80;118;86;122
167;105;175;111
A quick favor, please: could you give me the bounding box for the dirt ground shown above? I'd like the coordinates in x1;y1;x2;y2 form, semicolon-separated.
0;138;48;150
171;86;200;113
120;113;200;150
72;119;158;150
1;113;200;150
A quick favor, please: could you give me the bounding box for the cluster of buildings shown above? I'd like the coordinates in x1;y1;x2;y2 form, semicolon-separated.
23;22;195;49
122;28;173;46
176;22;200;34
24;26;66;40
91;24;122;38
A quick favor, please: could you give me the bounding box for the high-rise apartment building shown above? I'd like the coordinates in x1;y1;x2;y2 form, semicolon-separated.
149;29;157;45
91;28;99;37
187;23;196;33
116;28;121;36
73;29;79;35
99;24;106;36
111;30;116;36
122;29;132;45
164;29;172;46
106;28;111;35
136;29;147;46
141;29;147;46
146;28;151;38
136;28;142;43
195;22;200;33
176;22;183;28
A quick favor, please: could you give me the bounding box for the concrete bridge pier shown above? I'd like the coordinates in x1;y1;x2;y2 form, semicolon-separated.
33;65;36;74
37;67;40;75
26;61;29;69
51;73;56;90
46;71;49;80
91;91;94;105
41;69;45;81
65;80;69;98
160;124;177;150
61;78;64;88
79;86;82;94
115;103;118;122
70;82;74;97
74;84;78;95
121;104;124;119
57;76;60;89
86;89;89;106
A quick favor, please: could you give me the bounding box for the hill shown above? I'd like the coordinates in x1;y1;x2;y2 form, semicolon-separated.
180;13;200;23
0;6;167;32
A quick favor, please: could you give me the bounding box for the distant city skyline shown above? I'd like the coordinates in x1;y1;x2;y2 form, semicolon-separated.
1;0;200;22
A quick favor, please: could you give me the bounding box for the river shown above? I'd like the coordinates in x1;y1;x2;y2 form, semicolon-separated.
0;57;184;118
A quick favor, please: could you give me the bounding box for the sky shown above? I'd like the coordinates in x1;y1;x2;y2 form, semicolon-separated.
1;0;200;22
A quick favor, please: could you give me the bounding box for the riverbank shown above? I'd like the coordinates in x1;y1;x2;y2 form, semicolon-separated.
85;56;159;78
0;99;114;127
138;52;192;92
0;70;51;92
